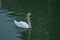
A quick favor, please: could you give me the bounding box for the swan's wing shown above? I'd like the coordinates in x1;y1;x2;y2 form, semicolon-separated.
14;20;22;27
14;20;29;28
19;21;29;28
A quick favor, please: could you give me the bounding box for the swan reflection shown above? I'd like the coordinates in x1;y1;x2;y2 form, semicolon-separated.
16;27;29;40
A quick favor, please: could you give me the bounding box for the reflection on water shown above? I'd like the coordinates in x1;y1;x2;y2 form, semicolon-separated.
16;27;29;40
0;1;30;39
0;9;30;40
0;0;51;40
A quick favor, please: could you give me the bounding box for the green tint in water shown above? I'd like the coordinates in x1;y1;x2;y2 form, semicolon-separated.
2;0;56;40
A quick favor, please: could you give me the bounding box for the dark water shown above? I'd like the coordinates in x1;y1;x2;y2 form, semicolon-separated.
1;0;59;40
0;0;49;40
0;10;30;40
0;0;32;40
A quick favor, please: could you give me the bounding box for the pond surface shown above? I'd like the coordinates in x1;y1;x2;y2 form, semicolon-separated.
0;0;51;40
0;10;30;40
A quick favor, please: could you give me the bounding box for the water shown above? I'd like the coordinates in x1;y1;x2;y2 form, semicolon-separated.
0;0;52;40
0;0;2;9
0;12;29;40
0;0;30;40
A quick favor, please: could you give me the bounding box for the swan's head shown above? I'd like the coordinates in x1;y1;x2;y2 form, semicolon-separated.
27;13;32;16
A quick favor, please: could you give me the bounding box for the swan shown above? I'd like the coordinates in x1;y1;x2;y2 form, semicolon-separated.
14;13;31;28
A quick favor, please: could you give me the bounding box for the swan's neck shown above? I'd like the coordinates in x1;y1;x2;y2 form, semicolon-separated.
27;15;31;28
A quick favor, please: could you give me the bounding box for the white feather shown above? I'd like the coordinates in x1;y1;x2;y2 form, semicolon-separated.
14;13;31;28
14;20;29;28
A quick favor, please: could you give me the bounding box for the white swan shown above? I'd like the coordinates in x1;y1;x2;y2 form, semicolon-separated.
14;13;31;28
